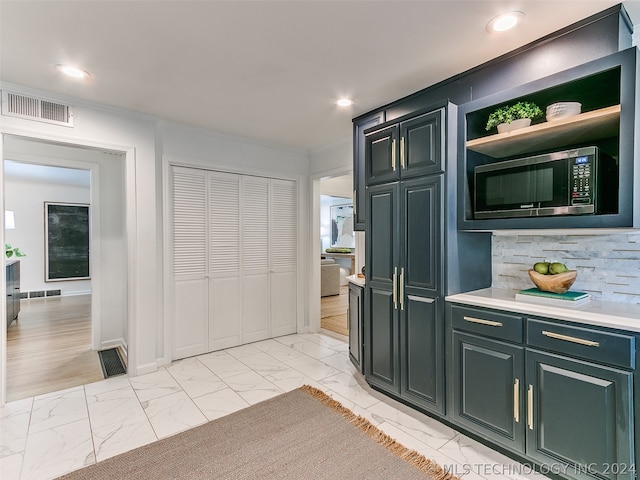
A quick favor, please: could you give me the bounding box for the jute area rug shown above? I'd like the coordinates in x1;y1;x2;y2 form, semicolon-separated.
58;385;459;479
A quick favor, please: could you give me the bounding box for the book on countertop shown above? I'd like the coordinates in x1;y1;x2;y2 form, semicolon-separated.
515;288;591;308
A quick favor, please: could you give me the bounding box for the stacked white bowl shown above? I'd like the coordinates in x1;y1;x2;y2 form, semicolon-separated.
546;102;582;121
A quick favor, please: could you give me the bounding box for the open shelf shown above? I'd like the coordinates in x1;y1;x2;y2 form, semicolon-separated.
466;105;620;158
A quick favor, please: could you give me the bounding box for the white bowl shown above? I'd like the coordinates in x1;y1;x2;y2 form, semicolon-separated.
546;102;582;121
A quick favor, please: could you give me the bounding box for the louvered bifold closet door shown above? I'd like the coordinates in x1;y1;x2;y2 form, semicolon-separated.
171;166;209;359
270;179;297;336
241;176;271;343
208;172;242;351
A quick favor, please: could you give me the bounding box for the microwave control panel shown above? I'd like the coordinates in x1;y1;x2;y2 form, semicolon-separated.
571;155;593;205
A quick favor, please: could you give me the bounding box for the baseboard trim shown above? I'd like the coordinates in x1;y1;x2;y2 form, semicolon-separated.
135;362;158;376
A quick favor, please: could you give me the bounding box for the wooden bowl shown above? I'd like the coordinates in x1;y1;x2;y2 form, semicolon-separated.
528;269;577;294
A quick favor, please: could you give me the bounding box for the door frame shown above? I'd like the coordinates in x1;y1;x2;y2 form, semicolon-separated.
310;166;353;333
3;152;101;347
0;130;137;406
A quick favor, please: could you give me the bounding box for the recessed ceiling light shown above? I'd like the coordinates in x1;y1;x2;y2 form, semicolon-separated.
486;11;524;33
336;98;353;107
55;64;90;79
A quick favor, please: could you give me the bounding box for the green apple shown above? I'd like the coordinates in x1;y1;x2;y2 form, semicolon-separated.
533;262;550;274
548;262;569;274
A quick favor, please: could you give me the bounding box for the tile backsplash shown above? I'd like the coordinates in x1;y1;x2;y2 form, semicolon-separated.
492;232;640;304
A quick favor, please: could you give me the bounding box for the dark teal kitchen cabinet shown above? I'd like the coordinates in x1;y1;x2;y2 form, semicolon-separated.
365;182;400;393
458;48;638;231
398;176;444;412
353;112;384;231
452;331;525;452
364;157;446;413
447;302;637;480
365;108;443;187
401;294;443;412
526;353;634;480
348;281;364;373
364;102;491;416
6;260;20;329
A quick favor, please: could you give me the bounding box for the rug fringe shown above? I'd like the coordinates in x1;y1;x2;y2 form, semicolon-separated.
299;385;460;480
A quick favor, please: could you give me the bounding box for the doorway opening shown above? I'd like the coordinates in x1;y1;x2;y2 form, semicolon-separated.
319;174;354;337
3;136;128;402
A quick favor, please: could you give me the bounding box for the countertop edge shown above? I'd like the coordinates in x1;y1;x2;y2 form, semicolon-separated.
446;288;640;333
346;274;365;287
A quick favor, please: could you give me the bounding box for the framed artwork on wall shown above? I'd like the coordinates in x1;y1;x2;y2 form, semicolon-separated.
330;203;355;248
45;202;90;281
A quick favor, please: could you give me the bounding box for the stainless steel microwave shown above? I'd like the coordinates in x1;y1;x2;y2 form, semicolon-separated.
473;146;618;219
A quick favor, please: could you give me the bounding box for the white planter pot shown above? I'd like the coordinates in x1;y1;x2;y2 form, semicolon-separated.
510;118;532;130
497;118;532;133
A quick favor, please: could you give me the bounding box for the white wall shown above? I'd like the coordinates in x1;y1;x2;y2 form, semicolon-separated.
1;85;313;380
4;176;91;295
309;137;351;175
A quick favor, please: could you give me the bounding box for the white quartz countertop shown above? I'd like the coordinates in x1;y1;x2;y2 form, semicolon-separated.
446;288;640;333
346;274;365;286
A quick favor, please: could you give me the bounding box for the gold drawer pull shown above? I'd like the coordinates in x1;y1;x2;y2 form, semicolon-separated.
392;267;398;310
527;385;534;430
541;331;600;347
513;378;519;423
399;268;404;311
391;139;397;171
463;316;503;327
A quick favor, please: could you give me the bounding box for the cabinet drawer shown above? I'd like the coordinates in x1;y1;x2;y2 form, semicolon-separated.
527;319;635;369
451;305;523;343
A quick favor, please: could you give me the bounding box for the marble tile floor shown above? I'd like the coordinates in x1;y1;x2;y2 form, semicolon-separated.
1;331;551;480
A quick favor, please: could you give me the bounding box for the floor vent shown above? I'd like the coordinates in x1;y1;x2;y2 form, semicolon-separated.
98;348;127;378
1;90;74;127
29;291;45;298
46;289;61;297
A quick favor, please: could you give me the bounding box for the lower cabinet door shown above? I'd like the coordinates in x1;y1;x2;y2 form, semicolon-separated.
348;283;364;372
400;295;444;414
452;331;525;452
526;350;634;480
365;286;400;394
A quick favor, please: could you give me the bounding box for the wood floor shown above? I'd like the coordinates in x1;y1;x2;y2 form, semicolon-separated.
6;295;104;402
321;285;349;336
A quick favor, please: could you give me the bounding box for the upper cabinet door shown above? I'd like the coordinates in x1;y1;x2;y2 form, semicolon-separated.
354;112;384;231
365;124;400;186
400;108;444;178
401;176;442;298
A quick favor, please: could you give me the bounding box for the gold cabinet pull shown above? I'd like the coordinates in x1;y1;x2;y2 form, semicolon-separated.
399;268;405;311
391;139;396;171
353;190;357;216
400;137;405;169
542;331;600;347
527;385;534;430
463;316;503;327
513;378;520;423
392;267;398;310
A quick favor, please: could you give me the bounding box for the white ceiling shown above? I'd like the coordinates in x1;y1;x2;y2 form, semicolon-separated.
1;1;638;152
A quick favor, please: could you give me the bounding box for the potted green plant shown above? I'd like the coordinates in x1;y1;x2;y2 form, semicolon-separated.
485;104;513;132
486;101;543;133
5;244;26;258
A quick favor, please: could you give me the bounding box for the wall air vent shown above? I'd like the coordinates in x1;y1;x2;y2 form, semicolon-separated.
1;90;74;127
